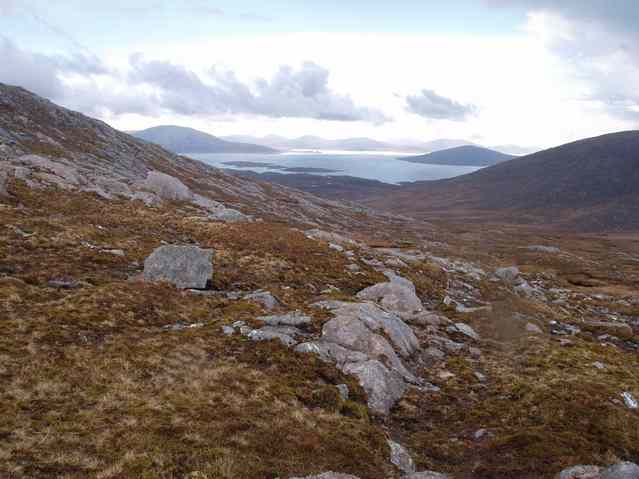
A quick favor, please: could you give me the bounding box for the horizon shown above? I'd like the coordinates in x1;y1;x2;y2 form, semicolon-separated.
2;1;639;150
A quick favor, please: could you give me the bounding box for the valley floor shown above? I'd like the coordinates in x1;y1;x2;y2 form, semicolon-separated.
2;180;639;478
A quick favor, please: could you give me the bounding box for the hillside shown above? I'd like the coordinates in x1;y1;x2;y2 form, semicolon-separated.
132;125;278;154
3;84;639;479
400;145;515;166
370;131;639;231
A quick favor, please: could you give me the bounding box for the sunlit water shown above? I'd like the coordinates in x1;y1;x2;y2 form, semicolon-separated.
186;151;481;185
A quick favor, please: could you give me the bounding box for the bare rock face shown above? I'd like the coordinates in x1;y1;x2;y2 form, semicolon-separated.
357;272;423;317
144;245;213;289
142;171;192;202
342;360;407;416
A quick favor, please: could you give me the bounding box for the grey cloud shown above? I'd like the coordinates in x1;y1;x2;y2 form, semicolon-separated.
406;89;477;121
0;37;107;99
128;56;389;123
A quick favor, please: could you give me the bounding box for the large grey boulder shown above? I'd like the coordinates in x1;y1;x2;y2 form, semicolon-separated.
556;465;601;479
142;171;192;201
357;272;423;317
144;245;213;289
290;473;361;479
342;360;407;416
601;462;639;479
388;439;416;475
322;302;419;357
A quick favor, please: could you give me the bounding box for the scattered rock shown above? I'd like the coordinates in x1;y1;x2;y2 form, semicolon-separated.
474;372;487;383
474;428;489;440
528;245;561;254
495;266;521;284
556;465;601;479
244;290;280;310
163;321;204;331
601;462;639;479
143;245;213;289
447;322;480;341
592;361;606;370
305;229;358;246
102;248;125;257
403;472;450;479
257;311;311;326
387;439;416;475
329;243;344;252
208;207;251;223
221;326;235;336
0;171;8;197
247;325;305;347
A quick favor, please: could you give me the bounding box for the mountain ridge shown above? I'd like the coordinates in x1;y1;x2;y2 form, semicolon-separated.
399;145;515;166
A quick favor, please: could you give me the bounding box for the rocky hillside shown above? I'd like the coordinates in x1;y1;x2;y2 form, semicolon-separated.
369;131;639;231
2;84;639;479
131;125;279;154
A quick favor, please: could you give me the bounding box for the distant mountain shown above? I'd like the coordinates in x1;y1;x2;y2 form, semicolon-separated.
399;145;515;166
132;126;278;154
222;135;397;152
367;131;639;231
490;144;540;156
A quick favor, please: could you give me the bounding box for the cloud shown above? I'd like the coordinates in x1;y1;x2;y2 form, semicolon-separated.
0;37;107;99
127;56;389;123
489;0;639;121
405;89;477;121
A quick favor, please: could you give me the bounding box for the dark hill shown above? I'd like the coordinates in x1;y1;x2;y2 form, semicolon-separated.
399;145;514;166
368;131;639;232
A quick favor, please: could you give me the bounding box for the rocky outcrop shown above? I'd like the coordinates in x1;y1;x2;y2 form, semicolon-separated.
141;170;193;201
143;245;213;289
342;360;407;416
557;462;639;479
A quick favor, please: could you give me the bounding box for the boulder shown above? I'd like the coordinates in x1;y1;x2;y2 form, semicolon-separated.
142;171;192;201
388;439;416;475
357;273;423;317
209;207;251;223
342;360;407;416
556;465;601;479
601;462;639;479
247;327;301;347
526;322;544;334
447;322;480;341
143;245;213;289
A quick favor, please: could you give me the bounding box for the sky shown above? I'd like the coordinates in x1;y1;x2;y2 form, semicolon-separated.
1;0;639;149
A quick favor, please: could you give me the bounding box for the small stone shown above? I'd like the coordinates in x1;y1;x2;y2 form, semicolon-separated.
474;372;487;383
495;266;520;284
221;326;235;336
103;249;125;257
244;290;280;310
592;361;606;370
48;278;81;289
474;428;488;440
448;322;480;341
438;371;455;381
329;243;344;252
403;472;450;479
468;347;482;358
526;322;544;334
336;384;349;400
346;263;361;272
290;473;361;479
622;392;638;409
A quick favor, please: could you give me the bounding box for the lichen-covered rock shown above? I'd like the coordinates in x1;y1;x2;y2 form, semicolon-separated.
601;462;639;479
143;245;213;289
342;360;407;416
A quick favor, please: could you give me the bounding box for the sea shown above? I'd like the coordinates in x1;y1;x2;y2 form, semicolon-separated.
186;150;480;185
